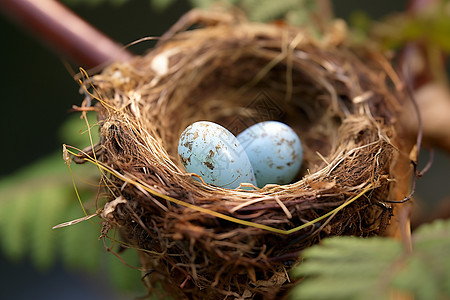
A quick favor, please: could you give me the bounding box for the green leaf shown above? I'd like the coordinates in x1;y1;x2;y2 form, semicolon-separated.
348;11;372;44
59;112;99;149
0;155;71;262
243;0;316;24
0;106;146;293
188;0;318;25
290;237;402;300
289;219;450;300
29;185;72;269
59;203;102;272
106;240;146;293
392;219;450;299
0;108;101;268
188;0;216;10
150;0;178;12
0;189;35;261
370;3;450;54
0;152;100;269
0;106;148;293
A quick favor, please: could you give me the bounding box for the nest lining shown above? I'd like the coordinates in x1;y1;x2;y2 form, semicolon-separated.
77;10;404;300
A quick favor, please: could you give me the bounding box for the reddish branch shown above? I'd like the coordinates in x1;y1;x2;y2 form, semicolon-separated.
0;0;133;68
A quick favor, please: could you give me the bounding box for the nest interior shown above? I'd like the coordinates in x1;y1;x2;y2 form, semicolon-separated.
79;10;405;300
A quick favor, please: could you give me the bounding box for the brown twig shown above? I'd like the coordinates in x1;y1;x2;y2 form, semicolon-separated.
407;0;439;13
382;0;443;248
0;0;133;68
396;0;450;154
398;0;440;89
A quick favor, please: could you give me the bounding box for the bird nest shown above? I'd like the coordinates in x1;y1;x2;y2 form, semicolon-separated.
74;9;405;300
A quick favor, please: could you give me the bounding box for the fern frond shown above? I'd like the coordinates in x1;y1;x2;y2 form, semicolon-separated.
60;204;102;272
392;219;450;299
0;191;34;261
106;243;145;293
290;237;401;300
290;219;450;300
29;185;72;269
0;113;102;270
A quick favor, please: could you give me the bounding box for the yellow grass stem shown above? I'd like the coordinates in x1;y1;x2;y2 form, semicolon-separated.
69;148;373;235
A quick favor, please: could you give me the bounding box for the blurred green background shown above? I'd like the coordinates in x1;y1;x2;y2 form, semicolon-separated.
1;0;449;299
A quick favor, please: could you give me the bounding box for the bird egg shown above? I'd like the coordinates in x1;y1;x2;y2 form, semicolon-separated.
178;121;256;189
237;121;302;188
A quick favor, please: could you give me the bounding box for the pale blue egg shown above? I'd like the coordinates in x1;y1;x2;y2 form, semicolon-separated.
237;121;302;188
178;121;256;189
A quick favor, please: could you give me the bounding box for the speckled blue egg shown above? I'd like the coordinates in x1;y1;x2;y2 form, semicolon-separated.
237;121;302;188
178;121;256;189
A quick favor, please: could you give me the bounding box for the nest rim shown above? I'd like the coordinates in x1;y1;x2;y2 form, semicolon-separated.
75;9;405;299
